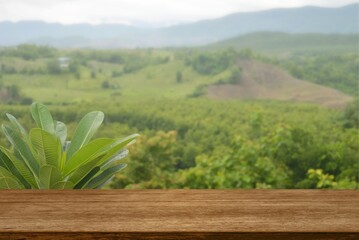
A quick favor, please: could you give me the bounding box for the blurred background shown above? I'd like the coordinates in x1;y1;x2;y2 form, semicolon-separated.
0;0;358;189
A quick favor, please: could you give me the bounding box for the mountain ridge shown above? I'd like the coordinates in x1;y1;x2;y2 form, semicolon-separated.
204;32;358;53
0;3;357;48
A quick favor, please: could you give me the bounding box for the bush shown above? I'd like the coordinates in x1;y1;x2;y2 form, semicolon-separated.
112;70;123;78
46;60;62;74
343;98;359;129
187;85;207;98
20;97;33;105
102;80;110;89
176;71;182;83
191;50;237;75
91;70;97;79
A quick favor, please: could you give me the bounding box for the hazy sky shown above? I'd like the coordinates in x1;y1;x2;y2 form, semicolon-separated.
0;0;357;26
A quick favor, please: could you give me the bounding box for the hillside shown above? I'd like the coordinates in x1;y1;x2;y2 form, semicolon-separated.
207;59;352;108
0;46;354;109
0;4;357;48
205;32;358;53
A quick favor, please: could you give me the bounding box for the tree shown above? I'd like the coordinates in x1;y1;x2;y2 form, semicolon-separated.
46;60;61;74
91;70;97;79
69;61;79;73
111;131;178;189
6;84;20;100
102;80;110;89
176;71;182;83
228;68;241;84
343;98;359;128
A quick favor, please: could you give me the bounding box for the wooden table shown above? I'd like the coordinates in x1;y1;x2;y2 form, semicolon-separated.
0;190;358;239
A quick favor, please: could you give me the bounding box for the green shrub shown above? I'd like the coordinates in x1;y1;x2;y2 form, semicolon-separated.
176;71;182;83
0;103;138;189
46;60;62;74
187;85;207;98
102;80;110;89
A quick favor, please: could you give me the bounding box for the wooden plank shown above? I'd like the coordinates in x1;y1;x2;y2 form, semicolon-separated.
0;190;358;240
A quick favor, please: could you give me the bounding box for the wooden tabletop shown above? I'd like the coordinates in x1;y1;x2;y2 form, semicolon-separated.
0;190;358;239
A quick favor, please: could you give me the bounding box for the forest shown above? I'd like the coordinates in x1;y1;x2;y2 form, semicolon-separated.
0;43;357;189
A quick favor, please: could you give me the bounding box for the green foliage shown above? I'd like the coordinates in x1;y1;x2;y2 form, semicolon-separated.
306;169;337;189
123;59;147;73
91;70;97;79
0;84;31;105
68;61;79;72
0;64;17;74
111;131;178;189
343;98;359;129
227;68;241;84
81;99;357;190
112;70;123;78
177;137;289;189
299;169;357;189
102;80;110;89
46;60;62;74
0;102;138;189
187;85;207;98
191;50;237;75
0;45;357;190
216;68;241;85
0;44;56;60
238;48;254;59
206;32;357;54
84;51;124;64
261;52;359;95
176;71;182;83
6;85;21;100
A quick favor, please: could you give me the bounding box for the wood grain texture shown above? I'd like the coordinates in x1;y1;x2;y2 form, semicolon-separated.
0;190;358;240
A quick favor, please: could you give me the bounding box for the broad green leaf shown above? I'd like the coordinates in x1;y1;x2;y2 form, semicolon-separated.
0;166;24;189
64;138;114;176
31;102;55;134
64;141;71;152
0;157;6;169
0;147;32;188
13;149;25;164
0;177;23;189
2;124;39;176
30;128;62;168
55;121;67;147
8;157;38;188
6;113;28;138
39;165;62;189
97;134;139;166
59;151;66;171
67;111;104;159
74;166;100;189
51;181;74;189
100;149;128;169
67;135;137;185
68;155;105;185
85;163;127;189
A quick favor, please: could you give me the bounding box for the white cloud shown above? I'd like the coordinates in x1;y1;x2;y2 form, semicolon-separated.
0;0;357;26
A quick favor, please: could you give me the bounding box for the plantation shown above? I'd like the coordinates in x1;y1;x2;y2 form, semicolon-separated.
0;43;357;189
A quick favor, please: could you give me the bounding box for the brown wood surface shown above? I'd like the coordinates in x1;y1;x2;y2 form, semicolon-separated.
0;190;358;239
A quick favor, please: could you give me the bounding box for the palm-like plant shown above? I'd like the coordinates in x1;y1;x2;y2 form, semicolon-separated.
0;103;138;189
